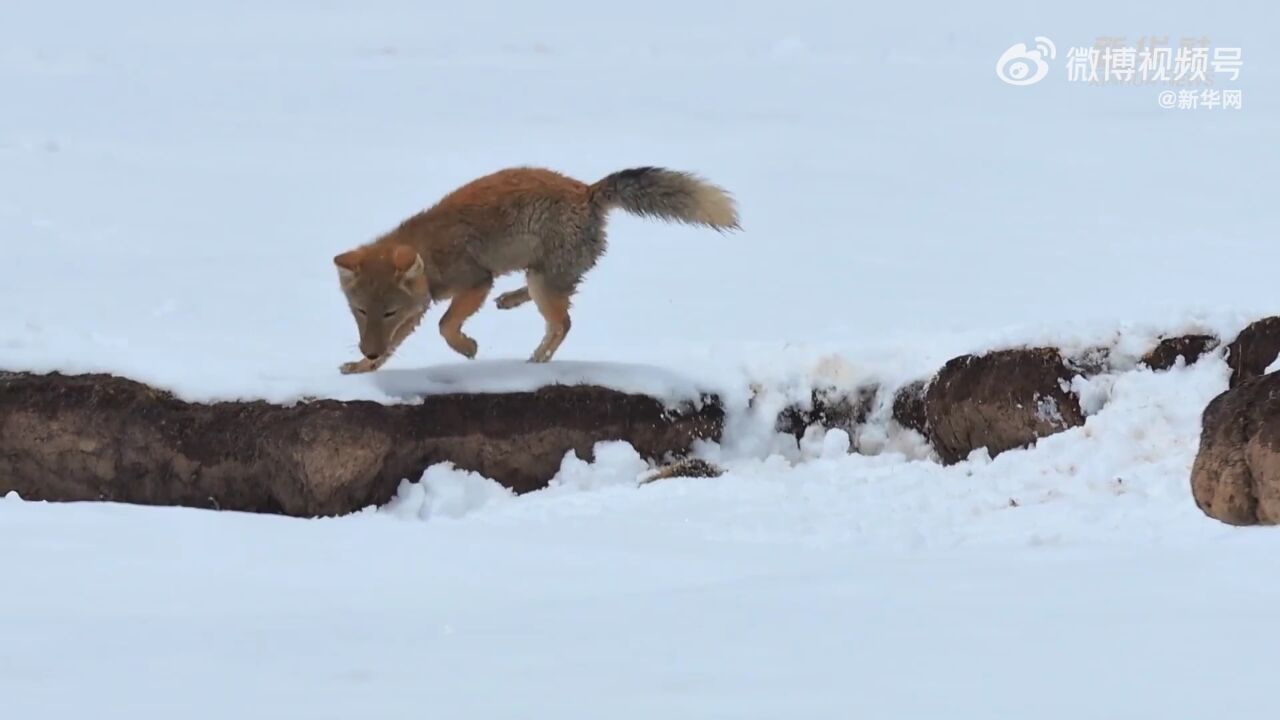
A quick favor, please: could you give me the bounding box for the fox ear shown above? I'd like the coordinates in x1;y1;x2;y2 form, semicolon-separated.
334;250;363;285
392;245;424;280
334;250;363;271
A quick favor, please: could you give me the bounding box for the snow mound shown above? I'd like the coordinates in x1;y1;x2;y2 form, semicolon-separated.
375;354;1236;551
370;360;715;406
382;463;513;520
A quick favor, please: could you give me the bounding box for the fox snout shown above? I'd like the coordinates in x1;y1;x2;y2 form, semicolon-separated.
359;332;387;361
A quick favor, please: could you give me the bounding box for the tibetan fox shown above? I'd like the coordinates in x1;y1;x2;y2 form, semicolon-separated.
333;166;739;373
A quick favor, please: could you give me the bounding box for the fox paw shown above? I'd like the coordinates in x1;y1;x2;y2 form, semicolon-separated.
495;288;530;310
448;335;478;359
340;359;378;375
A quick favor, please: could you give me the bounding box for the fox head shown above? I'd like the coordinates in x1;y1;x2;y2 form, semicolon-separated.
333;244;430;361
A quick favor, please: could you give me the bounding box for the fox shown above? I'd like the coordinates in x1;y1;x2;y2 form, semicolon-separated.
332;166;739;373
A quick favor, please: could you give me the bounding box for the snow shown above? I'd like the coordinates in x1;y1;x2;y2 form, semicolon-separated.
370;360;716;406
3;0;1280;717
5;492;1275;719
4;353;1266;719
382;463;514;520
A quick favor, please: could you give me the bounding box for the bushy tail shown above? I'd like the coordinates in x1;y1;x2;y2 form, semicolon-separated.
589;167;740;231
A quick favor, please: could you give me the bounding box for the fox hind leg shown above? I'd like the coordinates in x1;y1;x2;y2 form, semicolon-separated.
439;280;492;359
527;274;574;363
525;215;603;362
494;286;531;310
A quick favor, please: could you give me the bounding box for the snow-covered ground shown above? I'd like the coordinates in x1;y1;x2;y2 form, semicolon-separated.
3;1;1279;717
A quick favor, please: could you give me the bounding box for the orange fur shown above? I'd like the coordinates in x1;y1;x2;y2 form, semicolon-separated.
333;166;737;371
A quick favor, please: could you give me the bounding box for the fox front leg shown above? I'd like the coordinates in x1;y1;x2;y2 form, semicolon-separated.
340;356;388;375
494;286;531;310
439;283;491;359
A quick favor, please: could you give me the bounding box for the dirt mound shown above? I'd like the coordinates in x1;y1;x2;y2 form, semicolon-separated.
1226;317;1280;388
1142;334;1219;371
0;372;722;517
1191;371;1280;525
924;348;1085;464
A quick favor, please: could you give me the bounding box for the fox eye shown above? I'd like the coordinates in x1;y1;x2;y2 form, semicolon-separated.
353;307;367;316
383;309;398;319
